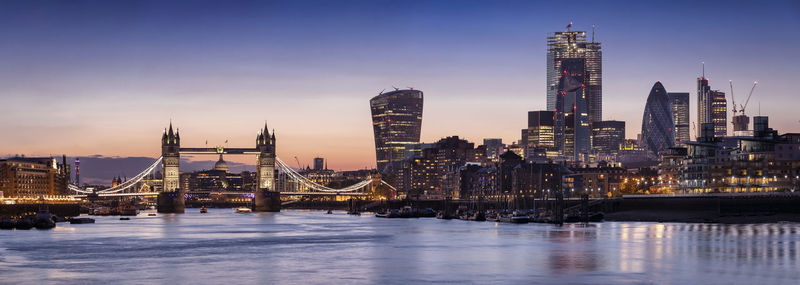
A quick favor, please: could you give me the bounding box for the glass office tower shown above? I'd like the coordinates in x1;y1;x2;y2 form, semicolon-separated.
547;28;602;126
698;75;727;138
370;89;424;173
641;82;675;156
668;92;690;144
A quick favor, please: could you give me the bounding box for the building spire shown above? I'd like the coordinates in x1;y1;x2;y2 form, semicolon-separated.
702;61;705;79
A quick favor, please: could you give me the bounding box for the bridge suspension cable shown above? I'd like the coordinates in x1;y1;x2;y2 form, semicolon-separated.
69;157;163;194
275;157;373;192
69;156;384;195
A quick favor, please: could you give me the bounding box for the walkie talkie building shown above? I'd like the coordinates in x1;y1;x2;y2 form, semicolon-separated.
370;89;423;174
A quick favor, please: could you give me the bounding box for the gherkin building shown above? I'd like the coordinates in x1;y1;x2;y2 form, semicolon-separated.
641;82;674;156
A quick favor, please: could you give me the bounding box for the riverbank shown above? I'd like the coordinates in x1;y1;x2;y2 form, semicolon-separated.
287;194;800;224
0;203;80;218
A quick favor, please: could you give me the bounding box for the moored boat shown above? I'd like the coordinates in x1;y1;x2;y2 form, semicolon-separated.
119;205;139;216
236;207;252;213
436;211;455;220
468;211;486;221
69;218;95;224
33;210;56;229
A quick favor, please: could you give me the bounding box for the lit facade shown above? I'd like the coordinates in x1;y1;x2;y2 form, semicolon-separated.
698;76;727;138
668;92;690;145
483;138;504;161
558;58;591;162
547;28;602;126
0;157;70;197
592;120;625;156
370;89;423;174
526;110;556;161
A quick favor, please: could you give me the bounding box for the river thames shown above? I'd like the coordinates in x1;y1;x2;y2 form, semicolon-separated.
1;209;798;284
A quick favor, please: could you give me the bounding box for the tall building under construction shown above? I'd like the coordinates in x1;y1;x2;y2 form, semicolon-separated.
546;25;602;126
697;67;727;138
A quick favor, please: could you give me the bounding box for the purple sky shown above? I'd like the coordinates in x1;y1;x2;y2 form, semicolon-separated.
1;0;798;170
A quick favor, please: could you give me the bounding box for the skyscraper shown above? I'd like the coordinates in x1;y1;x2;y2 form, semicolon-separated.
370;88;424;174
526;110;556;160
668;92;690;144
591;120;625;155
641;82;674;156
547;25;602;126
557;58;591;162
313;157;324;170
698;69;727;138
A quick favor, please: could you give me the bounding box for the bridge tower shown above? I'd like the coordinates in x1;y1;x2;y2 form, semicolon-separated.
253;123;280;212
157;123;185;213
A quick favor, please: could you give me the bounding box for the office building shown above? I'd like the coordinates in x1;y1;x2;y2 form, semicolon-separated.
641;82;675;156
698;70;727;138
483;138;504;161
0;156;71;197
592;120;625;155
557;58;591;162
370;88;424;174
526;111;556;160
668;92;690;144
313;157;324;171
547;26;602;126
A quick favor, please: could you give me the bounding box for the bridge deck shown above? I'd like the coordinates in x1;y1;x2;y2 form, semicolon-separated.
179;147;259;154
71;191;370;198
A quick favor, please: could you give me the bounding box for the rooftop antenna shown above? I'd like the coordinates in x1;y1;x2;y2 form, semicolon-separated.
729;80;737;115
566;22;572;32
702;61;705;78
392;85;399;91
591;24;595;42
379;88;385;95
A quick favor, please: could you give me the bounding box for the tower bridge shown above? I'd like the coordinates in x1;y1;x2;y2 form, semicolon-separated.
67;122;395;213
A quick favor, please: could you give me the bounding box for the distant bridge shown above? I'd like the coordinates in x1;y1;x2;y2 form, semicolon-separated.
66;122;396;213
68;156;393;197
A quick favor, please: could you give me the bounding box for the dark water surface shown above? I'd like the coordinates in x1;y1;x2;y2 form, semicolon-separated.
1;209;798;284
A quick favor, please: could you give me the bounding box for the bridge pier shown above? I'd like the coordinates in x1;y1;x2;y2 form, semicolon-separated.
157;191;185;213
253;189;281;212
253;189;280;212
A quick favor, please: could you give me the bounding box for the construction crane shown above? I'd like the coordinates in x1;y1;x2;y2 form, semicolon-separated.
739;81;758;114
294;156;302;169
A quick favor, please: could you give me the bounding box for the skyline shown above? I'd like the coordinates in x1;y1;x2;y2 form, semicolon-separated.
2;0;799;170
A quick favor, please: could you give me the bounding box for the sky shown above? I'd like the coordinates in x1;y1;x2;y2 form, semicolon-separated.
1;0;799;172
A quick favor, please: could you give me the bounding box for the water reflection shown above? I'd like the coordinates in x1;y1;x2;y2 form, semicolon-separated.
0;210;798;284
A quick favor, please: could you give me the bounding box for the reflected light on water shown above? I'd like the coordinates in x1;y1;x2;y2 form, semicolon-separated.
0;210;798;284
